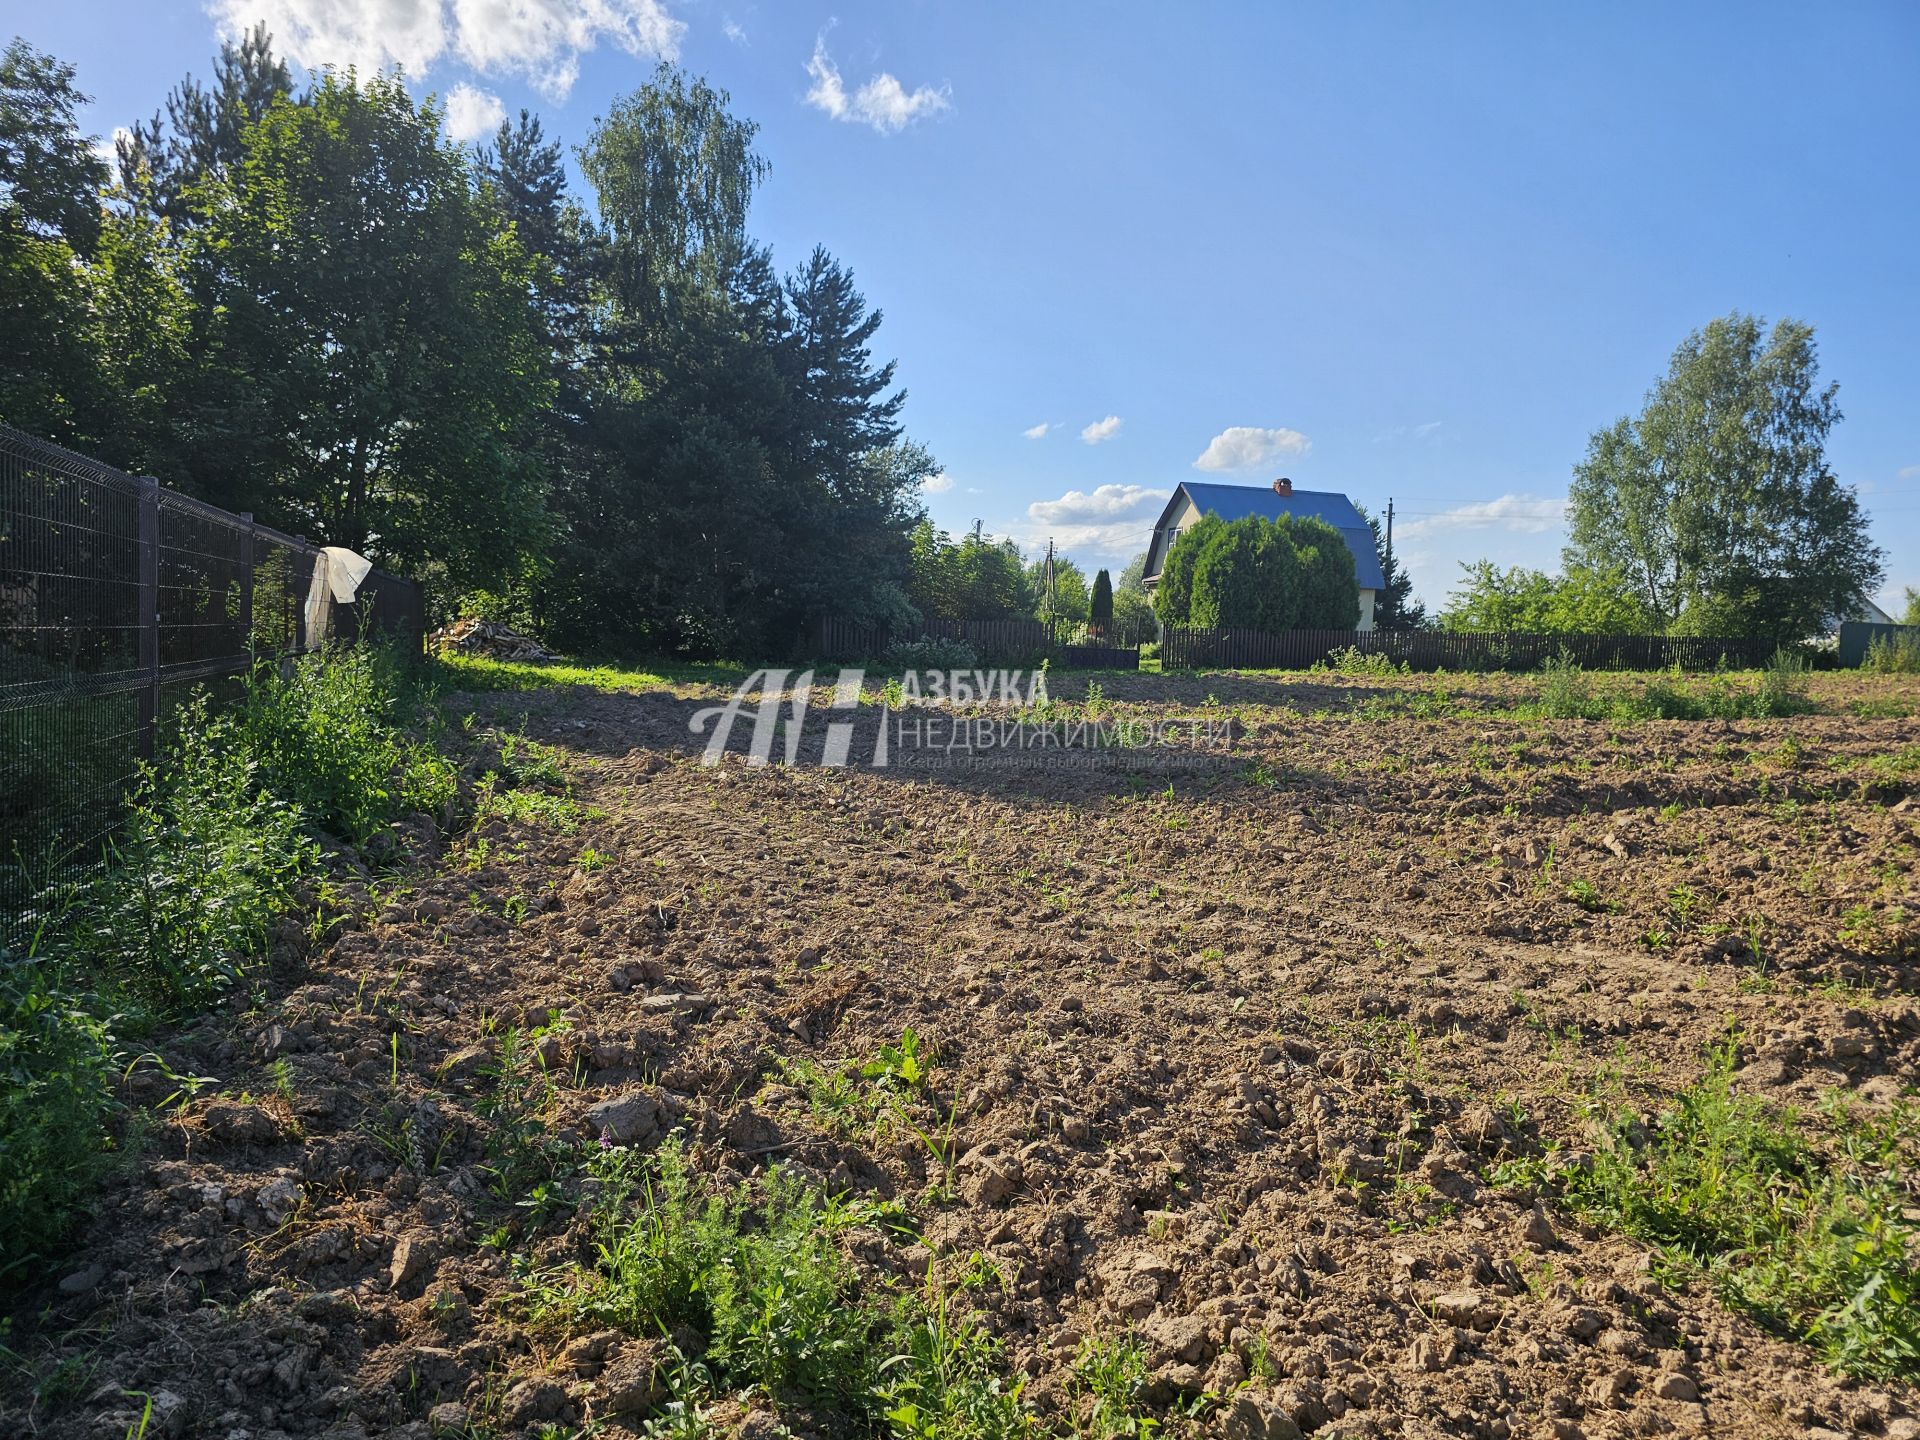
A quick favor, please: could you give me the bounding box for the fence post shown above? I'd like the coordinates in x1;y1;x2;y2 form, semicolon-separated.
292;536;309;658
136;475;160;760
238;512;255;664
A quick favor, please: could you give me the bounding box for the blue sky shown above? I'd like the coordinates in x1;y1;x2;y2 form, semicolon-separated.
16;0;1919;611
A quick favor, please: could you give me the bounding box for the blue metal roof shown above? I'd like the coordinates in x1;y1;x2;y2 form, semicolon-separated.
1175;482;1386;590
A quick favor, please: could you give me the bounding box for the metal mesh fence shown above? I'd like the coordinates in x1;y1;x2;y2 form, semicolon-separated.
0;423;423;950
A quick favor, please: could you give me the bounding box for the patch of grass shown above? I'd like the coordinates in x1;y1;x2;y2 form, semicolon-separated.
1862;632;1920;674
69;693;319;1011
1068;1333;1159;1437
1536;653;1599;720
777;1030;955;1183
1314;646;1406;677
4;647;458;1275
1564;878;1611;913
1499;1037;1920;1379
522;1140;1035;1432
475;1016;571;1199
0;946;118;1275
240;645;456;842
431;652;750;695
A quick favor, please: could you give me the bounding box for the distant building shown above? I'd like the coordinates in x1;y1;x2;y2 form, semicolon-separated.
1141;478;1385;630
1849;596;1897;627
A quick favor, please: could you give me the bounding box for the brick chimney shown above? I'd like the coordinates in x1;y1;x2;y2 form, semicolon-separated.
1273;477;1293;496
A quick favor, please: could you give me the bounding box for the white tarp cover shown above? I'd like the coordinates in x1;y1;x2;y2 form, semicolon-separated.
321;546;374;603
302;546;374;643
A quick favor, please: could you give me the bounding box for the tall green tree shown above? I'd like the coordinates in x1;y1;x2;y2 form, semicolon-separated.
1190;519;1294;630
478;109;574;274
1567;312;1881;639
578;64;765;324
0;38;105;251
1026;554;1090;622
116;24;292;224
0;39;187;465
907;522;1029;621
1158;514;1357;630
1152;513;1223;628
183;72;551;588
547;68;927;654
1286;515;1362;629
0;39;106;441
1439;561;1652;633
1089;568;1113;634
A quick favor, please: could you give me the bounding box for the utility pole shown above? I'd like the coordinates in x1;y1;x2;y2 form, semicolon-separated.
1385;497;1394;563
1044;538;1056;620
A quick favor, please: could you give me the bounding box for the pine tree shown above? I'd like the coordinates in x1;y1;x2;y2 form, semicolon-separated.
1090;568;1114;636
784;245;905;491
117;24;291;223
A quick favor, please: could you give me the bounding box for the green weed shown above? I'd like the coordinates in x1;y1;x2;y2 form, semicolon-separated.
1500;1037;1920;1379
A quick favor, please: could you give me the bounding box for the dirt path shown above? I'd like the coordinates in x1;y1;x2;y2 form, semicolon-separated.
8;672;1918;1440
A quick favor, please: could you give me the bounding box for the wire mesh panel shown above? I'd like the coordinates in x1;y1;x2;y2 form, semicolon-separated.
1;430;149;941
0;423;424;952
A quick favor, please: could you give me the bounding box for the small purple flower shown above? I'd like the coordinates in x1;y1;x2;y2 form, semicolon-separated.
598;1134;613;1149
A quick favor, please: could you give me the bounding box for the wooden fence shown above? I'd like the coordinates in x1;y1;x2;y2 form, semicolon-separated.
1159;626;1779;673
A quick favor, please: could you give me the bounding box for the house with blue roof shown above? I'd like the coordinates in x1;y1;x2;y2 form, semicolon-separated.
1140;478;1386;630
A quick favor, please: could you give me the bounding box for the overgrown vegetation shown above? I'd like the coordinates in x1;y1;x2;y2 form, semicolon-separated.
1498;1037;1920;1379
1154;512;1361;632
1862;631;1920;674
1526;650;1813;722
522;1139;1036;1437
0;647;455;1273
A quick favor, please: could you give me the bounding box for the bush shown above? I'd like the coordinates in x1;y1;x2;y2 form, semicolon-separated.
1752;649;1813;718
1316;646;1404;677
0;950;117;1275
239;645;456;841
1862;632;1920;675
881;636;980;672
1161;513;1359;631
1537;652;1599;720
2;646;449;1274
68;696;316;1010
528;1140;1035;1433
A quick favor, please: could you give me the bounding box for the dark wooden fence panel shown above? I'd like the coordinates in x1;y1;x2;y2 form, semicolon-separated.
1159;626;1777;672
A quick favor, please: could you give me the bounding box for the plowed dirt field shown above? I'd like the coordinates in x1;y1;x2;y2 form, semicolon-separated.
8;666;1919;1440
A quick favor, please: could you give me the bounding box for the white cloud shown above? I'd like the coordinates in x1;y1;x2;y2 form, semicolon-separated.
443;82;506;142
1395;493;1569;542
1414;420;1442;439
1022;422;1053;440
1192;425;1311;471
209;0;683;99
805;37;949;134
1080;414;1124;445
1027;483;1166;526
920;472;954;495
92;126;131;170
722;16;746;43
1899;464;1920;481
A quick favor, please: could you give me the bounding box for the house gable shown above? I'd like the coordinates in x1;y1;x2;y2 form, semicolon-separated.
1143;481;1386;592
